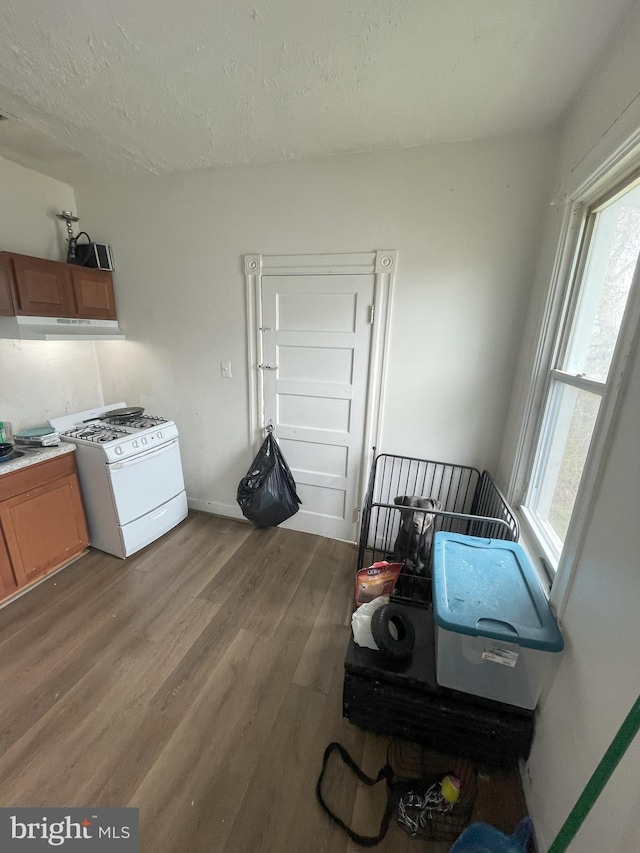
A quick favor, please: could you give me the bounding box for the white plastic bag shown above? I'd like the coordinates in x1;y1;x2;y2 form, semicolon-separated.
351;595;389;650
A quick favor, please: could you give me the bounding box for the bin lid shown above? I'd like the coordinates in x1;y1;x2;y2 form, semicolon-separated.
432;533;563;652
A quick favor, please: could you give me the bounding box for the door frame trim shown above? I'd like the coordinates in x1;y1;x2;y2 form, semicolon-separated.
244;250;396;521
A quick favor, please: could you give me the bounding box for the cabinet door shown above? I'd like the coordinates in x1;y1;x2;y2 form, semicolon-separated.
0;474;89;589
11;255;76;317
0;254;15;316
0;529;18;599
70;268;117;319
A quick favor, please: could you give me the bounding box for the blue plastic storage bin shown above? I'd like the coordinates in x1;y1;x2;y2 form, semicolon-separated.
449;817;533;853
432;533;563;710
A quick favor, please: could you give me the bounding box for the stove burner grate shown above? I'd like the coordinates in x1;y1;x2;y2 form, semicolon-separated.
63;424;130;443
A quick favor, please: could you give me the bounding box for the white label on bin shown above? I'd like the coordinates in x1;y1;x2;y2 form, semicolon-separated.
482;647;519;667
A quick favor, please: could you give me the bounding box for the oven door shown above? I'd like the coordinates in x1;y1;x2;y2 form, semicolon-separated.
106;438;185;525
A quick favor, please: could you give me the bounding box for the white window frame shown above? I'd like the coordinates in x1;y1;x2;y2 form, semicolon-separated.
510;157;640;614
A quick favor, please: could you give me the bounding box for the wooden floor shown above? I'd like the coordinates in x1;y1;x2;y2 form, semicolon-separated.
0;512;528;852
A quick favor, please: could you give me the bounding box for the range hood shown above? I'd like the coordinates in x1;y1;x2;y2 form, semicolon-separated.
0;315;125;341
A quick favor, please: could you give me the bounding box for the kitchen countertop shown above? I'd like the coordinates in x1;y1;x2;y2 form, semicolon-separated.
0;443;75;476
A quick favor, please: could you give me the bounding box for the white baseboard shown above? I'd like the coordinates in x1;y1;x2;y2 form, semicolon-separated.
187;497;245;521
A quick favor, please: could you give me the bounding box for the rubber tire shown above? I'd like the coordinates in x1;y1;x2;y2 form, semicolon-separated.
370;604;416;659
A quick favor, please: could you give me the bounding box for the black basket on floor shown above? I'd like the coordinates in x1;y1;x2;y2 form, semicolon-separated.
357;452;519;605
394;775;474;843
388;740;476;843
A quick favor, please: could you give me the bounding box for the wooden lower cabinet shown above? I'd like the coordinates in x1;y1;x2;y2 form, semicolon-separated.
0;453;89;602
0;529;18;599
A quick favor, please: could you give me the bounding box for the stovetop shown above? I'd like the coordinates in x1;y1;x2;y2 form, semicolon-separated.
60;415;170;445
49;403;179;462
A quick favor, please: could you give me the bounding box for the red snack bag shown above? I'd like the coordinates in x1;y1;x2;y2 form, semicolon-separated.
354;561;403;607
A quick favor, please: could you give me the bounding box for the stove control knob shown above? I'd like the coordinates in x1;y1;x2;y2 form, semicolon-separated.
115;446;124;456
141;437;148;446
133;440;139;449
157;430;163;440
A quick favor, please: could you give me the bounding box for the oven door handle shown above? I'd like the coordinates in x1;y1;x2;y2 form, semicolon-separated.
110;438;179;469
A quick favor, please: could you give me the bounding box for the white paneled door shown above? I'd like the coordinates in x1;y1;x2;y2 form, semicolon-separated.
260;273;375;540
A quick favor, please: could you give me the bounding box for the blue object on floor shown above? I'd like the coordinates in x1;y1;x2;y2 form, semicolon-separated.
449;816;533;853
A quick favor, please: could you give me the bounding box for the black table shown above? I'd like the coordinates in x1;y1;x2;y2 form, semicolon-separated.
343;602;535;767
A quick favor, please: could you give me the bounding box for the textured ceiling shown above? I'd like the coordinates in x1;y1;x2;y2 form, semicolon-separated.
0;0;635;182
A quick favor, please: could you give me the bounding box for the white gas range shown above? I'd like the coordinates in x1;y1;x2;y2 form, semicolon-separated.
50;403;188;559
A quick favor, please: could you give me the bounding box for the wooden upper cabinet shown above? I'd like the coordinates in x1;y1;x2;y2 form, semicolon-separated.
10;254;76;317
0;252;117;321
0;255;15;316
70;267;117;319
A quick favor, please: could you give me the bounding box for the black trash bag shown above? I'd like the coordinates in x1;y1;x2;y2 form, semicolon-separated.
237;433;302;527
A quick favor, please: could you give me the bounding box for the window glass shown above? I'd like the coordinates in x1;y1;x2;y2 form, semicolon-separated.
531;384;601;545
565;183;640;382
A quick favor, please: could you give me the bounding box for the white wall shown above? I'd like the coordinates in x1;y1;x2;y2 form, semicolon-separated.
500;7;640;851
76;134;556;516
0;155;103;432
